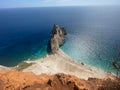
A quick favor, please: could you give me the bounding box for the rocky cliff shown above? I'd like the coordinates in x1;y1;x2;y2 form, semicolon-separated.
49;24;67;54
0;70;120;90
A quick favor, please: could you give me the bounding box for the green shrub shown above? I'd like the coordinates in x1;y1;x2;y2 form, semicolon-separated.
15;61;33;71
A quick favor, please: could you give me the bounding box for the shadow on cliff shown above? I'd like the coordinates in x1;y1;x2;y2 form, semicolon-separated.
47;40;52;55
47;24;67;55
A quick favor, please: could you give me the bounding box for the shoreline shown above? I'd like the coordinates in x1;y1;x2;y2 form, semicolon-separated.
23;49;111;80
0;49;119;89
0;49;114;80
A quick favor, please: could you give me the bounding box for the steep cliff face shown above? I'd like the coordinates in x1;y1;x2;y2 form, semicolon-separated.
0;70;119;90
49;24;67;54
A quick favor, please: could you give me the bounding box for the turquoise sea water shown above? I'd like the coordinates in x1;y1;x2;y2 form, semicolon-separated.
0;6;120;74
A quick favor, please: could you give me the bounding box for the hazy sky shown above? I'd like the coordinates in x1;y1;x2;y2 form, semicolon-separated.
0;0;120;8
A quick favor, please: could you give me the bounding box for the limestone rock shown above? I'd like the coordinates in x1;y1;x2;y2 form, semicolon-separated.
50;24;67;54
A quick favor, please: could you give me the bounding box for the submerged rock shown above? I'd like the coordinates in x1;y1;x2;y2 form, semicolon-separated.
49;24;67;54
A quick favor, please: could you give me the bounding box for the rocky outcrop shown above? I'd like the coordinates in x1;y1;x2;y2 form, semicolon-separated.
49;24;67;54
0;70;119;90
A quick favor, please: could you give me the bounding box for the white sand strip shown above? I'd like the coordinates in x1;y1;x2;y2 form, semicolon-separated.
23;49;110;80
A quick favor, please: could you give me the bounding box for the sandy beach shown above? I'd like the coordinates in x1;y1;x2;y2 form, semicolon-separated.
0;65;11;71
23;49;109;80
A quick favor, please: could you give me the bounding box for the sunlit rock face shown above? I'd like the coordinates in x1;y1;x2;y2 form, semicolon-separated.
50;24;67;54
0;70;119;90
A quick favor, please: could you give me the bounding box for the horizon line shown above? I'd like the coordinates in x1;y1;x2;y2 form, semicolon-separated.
0;4;119;9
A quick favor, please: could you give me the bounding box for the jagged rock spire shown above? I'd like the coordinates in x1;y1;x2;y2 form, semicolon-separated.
49;24;67;54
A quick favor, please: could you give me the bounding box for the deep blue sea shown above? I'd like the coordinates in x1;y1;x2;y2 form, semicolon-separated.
0;6;120;74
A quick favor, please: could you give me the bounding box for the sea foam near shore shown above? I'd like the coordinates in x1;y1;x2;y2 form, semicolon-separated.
23;49;109;80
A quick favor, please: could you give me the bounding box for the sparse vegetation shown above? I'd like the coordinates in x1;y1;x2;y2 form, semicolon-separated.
15;61;33;71
98;78;120;90
112;53;120;76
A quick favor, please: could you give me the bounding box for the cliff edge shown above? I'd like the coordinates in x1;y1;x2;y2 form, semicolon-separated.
0;70;119;90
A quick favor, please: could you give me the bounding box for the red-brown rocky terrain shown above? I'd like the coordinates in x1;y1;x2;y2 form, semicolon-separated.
0;70;120;90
